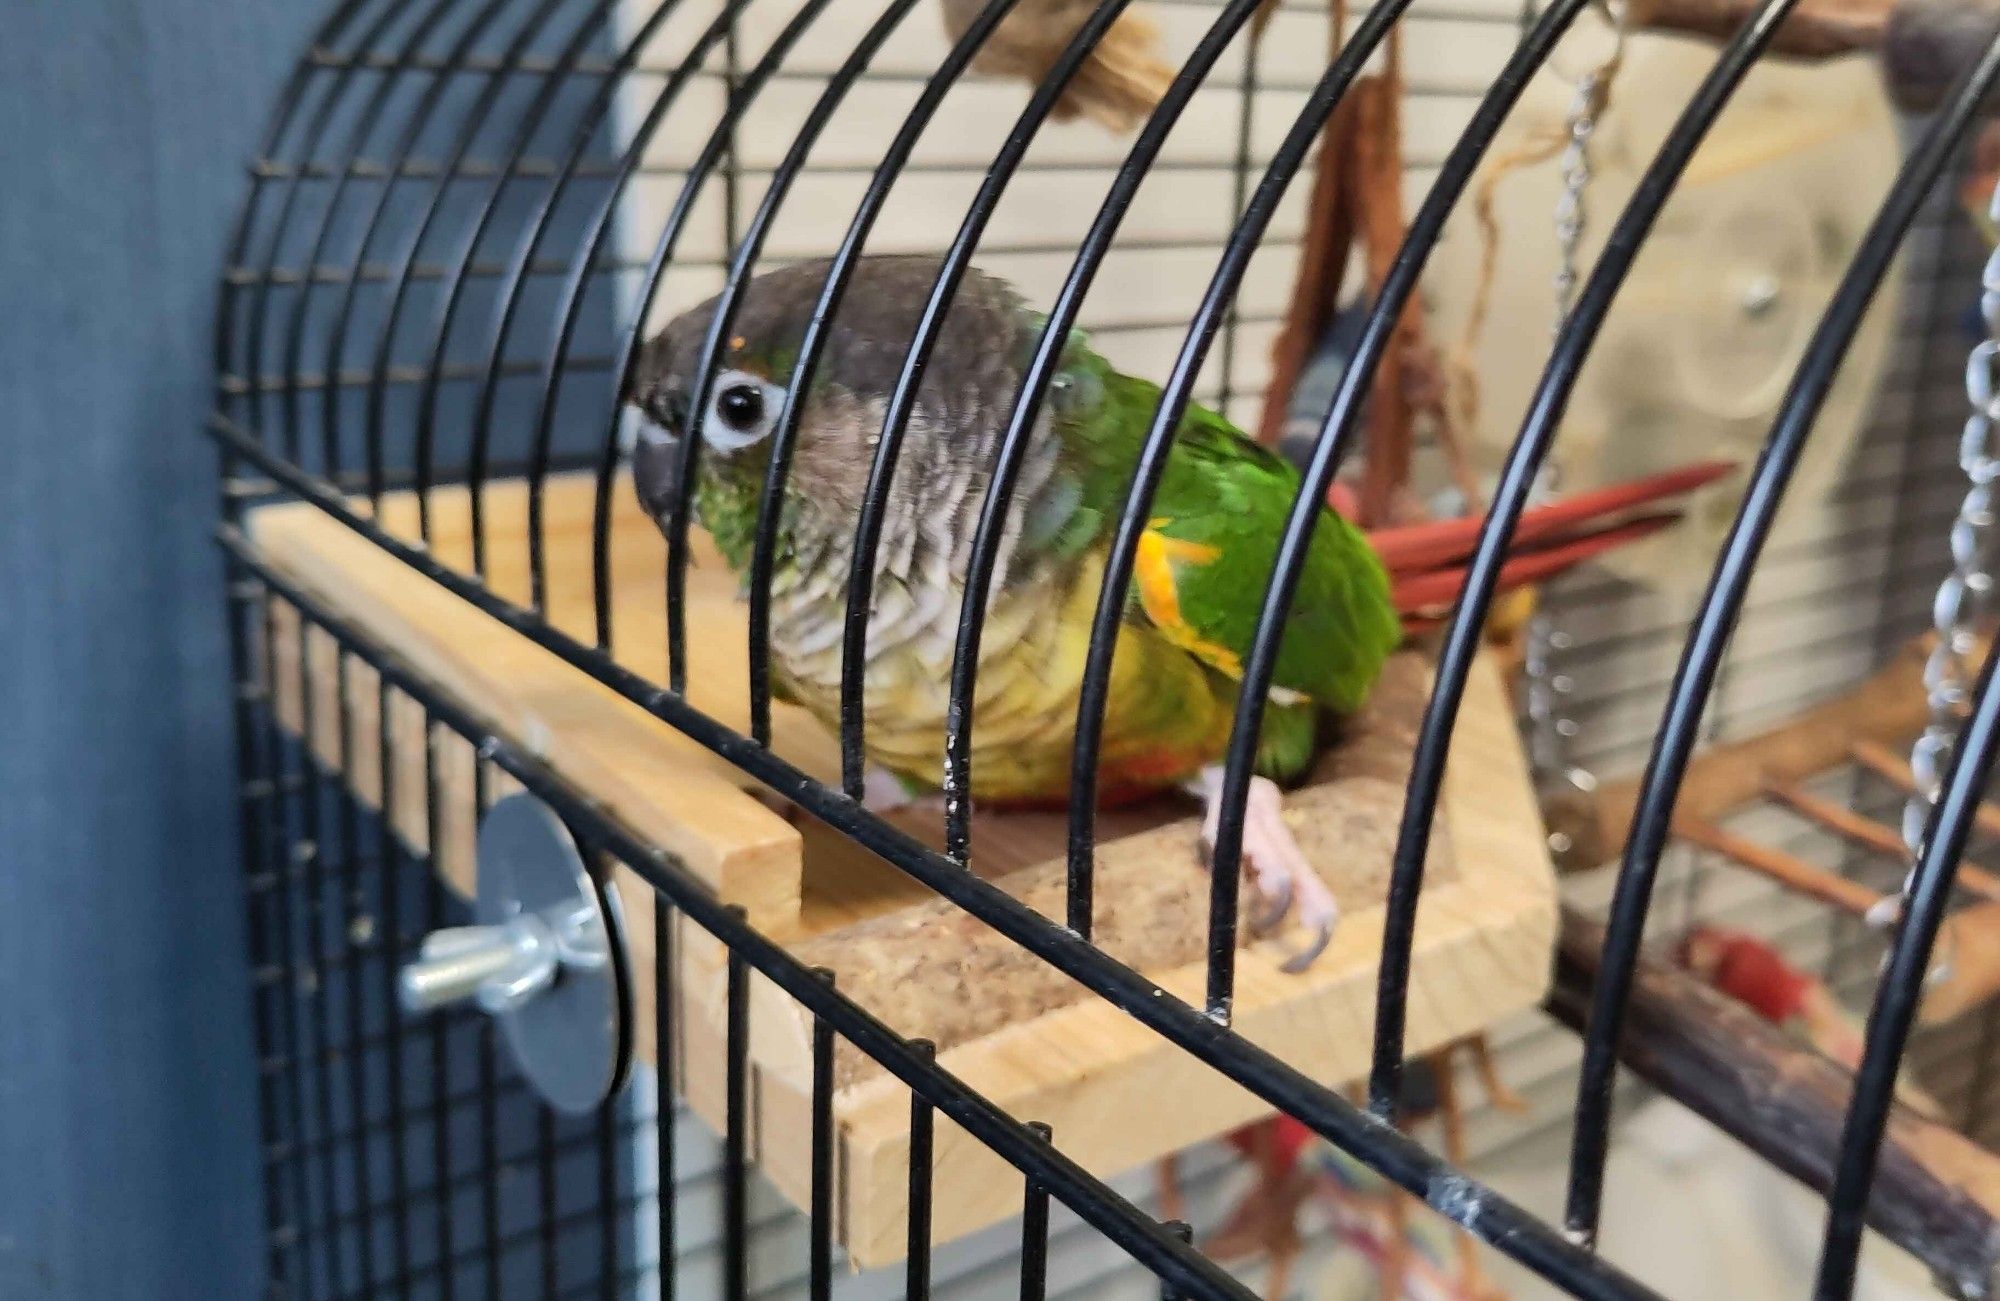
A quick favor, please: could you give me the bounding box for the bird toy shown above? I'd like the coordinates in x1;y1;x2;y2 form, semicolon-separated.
1165;1035;1526;1299
937;0;1176;132
1676;926;1946;1120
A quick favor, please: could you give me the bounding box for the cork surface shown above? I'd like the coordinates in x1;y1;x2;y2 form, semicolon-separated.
789;652;1455;1086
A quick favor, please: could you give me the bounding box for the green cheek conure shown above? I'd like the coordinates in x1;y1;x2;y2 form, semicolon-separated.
626;255;1400;968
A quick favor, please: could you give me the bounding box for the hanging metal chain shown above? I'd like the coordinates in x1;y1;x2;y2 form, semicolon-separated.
1549;69;1601;332
1525;65;1614;865
1879;183;2000;943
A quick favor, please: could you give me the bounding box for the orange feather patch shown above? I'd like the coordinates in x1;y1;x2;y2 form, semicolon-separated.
1134;520;1242;677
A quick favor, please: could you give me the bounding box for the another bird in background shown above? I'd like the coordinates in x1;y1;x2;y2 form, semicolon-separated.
625;255;1401;968
937;0;1176;133
1677;926;1946;1121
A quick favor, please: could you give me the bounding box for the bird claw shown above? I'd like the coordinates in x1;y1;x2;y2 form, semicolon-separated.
1280;920;1334;974
1252;879;1294;938
1198;831;1281;933
1193;766;1340;970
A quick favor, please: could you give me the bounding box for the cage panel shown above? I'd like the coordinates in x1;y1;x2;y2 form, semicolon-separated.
209;0;2000;1295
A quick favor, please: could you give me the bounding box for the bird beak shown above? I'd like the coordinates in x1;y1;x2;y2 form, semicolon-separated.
629;386;689;522
632;431;685;523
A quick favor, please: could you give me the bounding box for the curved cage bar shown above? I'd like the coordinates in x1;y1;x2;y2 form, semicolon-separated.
826;0;1147;789
402;0;636;551
326;0;619;505
1820;636;2000;1295
1355;0;1809;1119
236;0;422;467
663;0;943;697
745;0;1045;750
1061;0;1601;948
219;528;1259;1299
274;0;504;475
937;0;1420;988
927;0;1280;866
207;0;2000;1296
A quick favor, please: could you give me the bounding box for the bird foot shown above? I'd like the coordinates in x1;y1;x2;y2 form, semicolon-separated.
1190;765;1338;972
860;767;944;815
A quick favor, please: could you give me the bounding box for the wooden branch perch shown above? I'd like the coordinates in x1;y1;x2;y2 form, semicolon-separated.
1766;778;1913;858
1629;0;2000;112
1550;910;2000;1298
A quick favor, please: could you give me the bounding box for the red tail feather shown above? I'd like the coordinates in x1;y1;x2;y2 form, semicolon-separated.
1354;460;1737;633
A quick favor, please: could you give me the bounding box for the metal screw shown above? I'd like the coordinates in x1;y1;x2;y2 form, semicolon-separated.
399;916;560;1015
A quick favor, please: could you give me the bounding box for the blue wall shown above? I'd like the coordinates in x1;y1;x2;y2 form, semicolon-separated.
0;4;318;1296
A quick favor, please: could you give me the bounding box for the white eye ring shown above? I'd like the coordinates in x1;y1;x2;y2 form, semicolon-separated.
702;369;785;453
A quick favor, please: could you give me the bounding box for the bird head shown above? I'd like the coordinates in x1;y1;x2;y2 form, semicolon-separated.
624;255;1032;566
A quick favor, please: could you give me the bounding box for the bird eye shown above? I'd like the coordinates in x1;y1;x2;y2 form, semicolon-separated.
700;370;780;453
715;382;764;433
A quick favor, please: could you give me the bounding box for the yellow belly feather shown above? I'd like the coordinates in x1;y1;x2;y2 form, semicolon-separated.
774;554;1231;800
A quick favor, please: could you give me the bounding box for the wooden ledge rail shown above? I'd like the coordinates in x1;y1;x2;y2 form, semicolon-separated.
1592;640;1948;864
1764;777;2000;904
1676;818;1885;915
1850;739;2000;843
246;479;1561;1267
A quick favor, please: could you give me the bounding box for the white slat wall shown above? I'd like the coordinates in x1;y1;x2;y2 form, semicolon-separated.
601;1;1997;1291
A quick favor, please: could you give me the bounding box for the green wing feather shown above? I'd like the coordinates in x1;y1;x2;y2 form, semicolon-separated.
1052;337;1401;716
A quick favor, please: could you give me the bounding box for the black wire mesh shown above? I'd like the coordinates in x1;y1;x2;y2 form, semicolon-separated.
209;0;2000;1296
228;576;645;1299
226;538;1264;1297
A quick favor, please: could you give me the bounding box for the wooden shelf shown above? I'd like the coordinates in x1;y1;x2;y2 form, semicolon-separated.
251;473;1557;1269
